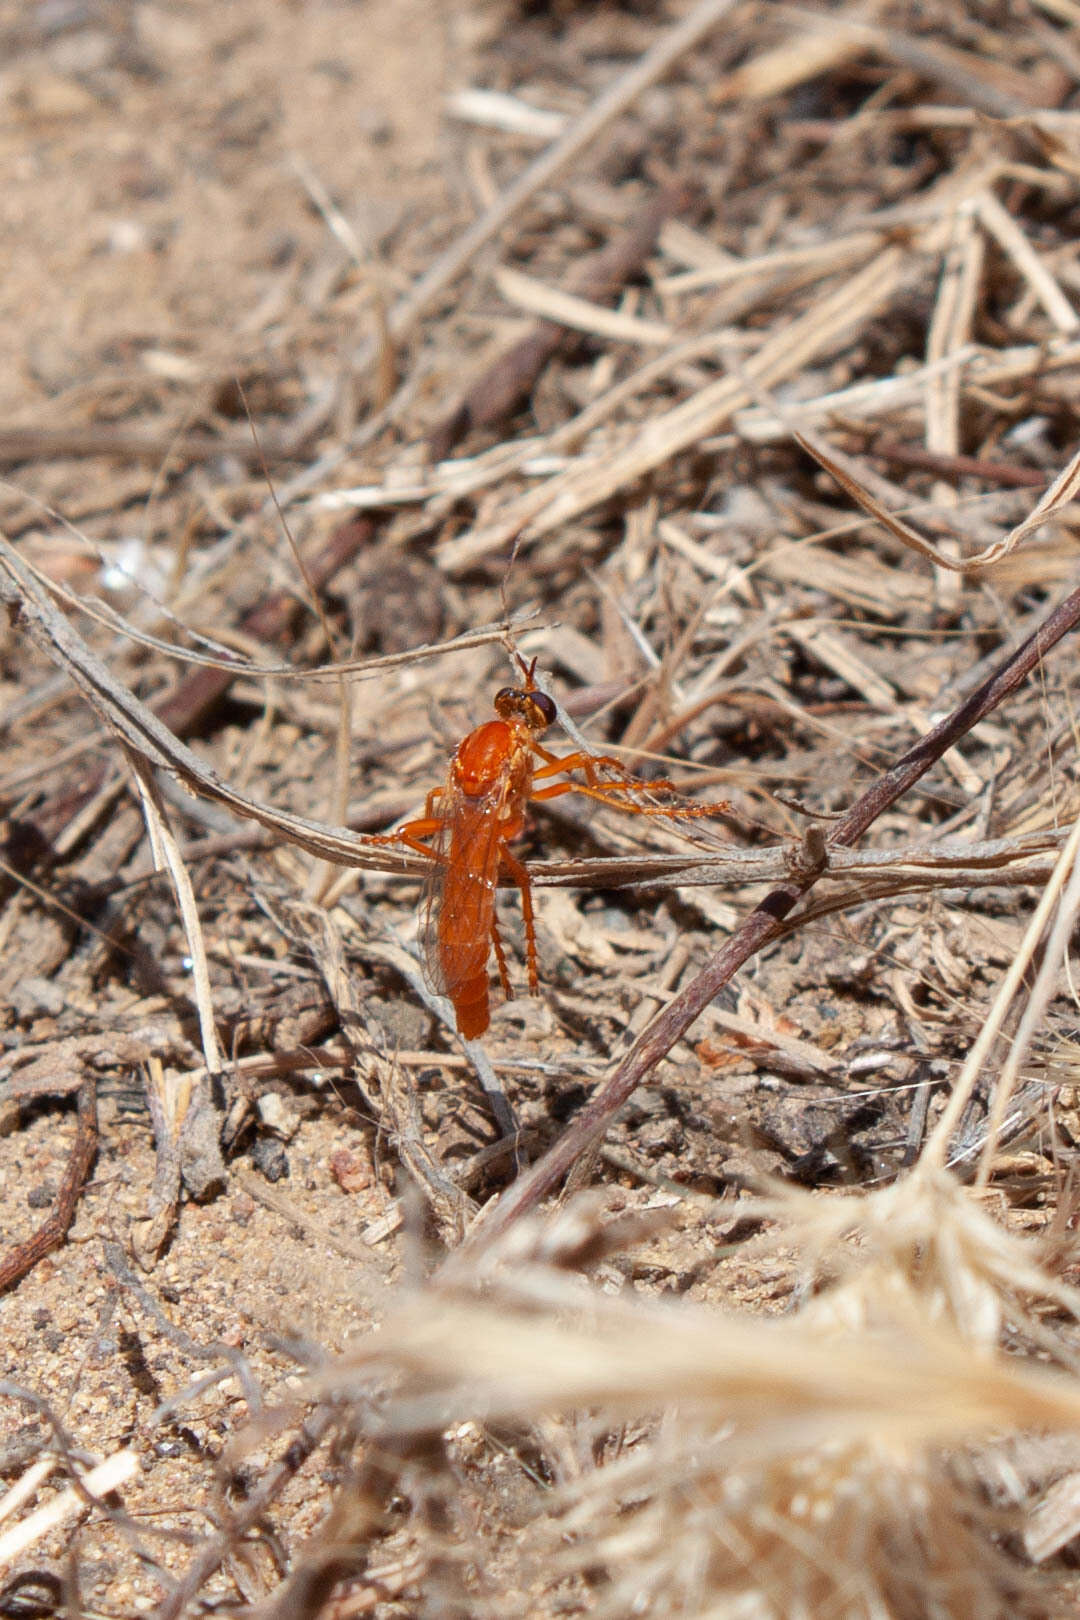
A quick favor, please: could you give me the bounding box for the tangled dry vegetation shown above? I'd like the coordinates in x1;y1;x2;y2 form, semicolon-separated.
4;0;1080;1614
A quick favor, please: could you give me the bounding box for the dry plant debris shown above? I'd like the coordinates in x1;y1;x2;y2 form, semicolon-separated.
2;0;1080;1614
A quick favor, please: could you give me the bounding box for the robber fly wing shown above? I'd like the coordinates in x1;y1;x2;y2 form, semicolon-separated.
418;776;506;1000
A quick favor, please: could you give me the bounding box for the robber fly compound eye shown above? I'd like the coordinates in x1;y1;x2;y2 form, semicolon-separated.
528;691;557;728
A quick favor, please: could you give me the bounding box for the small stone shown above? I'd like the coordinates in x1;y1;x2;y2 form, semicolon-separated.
249;1137;288;1183
255;1093;300;1141
15;976;66;1016
329;1147;371;1194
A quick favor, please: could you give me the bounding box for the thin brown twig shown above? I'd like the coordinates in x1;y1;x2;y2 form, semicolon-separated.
154;512;377;734
460;581;1080;1249
863;437;1048;490
0;422;314;468
427;186;689;460
0;1078;98;1293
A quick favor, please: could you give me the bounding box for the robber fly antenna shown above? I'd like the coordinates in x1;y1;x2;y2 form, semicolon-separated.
516;653;539;689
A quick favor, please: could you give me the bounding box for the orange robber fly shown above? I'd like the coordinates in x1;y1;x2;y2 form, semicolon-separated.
369;660;733;1041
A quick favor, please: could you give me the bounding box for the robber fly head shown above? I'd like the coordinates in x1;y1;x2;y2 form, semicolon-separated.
493;683;557;734
492;653;556;733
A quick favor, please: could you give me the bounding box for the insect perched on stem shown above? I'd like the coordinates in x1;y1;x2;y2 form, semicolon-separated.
369;660;734;1041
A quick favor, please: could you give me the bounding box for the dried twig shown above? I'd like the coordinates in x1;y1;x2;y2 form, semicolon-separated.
427;188;687;459
864;438;1047;489
795;427;1080;572
127;753;221;1074
0;1446;138;1571
920;809;1080;1180
0;1079;97;1294
0;422;314;468
154;512;378;733
2;514;377;874
148;1408;336;1620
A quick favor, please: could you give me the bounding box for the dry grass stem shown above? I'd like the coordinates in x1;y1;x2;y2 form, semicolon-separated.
0;1450;139;1572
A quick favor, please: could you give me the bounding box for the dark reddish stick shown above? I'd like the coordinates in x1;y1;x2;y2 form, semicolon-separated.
18;514;376;853
0;1079;97;1292
865;438;1047;490
154;512;377;734
467;582;1080;1247
428;187;688;460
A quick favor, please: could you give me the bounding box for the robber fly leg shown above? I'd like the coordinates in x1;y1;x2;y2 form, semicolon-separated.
500;846;540;995
489;908;514;1002
532;747;628;786
531;778;733;818
533;748;722;805
366;779;452;856
365;815;445;859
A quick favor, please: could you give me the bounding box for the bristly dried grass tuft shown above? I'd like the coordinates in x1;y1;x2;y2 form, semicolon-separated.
551;1429;1041;1620
743;1164;1080;1357
301;1171;1080;1617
